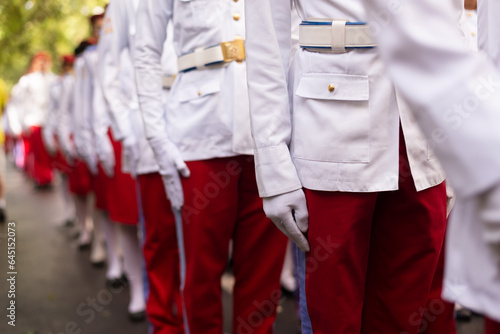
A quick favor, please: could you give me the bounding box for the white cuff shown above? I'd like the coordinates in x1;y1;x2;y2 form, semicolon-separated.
254;143;302;198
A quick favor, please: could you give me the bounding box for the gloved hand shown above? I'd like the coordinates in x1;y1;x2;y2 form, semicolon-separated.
81;150;98;176
479;184;500;266
263;189;310;252
42;128;57;157
96;132;115;178
74;137;98;175
122;135;140;177
149;137;190;211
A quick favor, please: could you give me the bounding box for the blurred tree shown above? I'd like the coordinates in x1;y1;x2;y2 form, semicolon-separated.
0;0;107;90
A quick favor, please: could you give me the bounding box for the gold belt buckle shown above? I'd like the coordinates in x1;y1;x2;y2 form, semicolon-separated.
220;38;246;63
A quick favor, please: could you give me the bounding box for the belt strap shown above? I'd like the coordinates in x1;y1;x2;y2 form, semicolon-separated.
299;20;376;52
177;38;246;73
162;74;177;89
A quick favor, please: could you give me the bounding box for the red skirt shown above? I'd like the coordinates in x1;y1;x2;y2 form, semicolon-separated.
68;159;92;196
106;130;138;225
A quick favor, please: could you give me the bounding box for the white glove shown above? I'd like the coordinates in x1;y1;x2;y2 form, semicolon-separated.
74;138;98;175
149;137;190;211
42;128;57;156
121;135;140;177
81;151;98;176
263;189;310;252
62;143;77;166
96;133;115;178
479;184;500;266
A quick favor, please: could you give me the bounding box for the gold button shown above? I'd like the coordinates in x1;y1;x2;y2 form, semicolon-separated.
233;13;240;21
198;91;202;96
472;32;476;36
328;84;335;93
468;12;473;17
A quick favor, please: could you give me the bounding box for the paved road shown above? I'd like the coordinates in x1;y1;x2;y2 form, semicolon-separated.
0;164;486;334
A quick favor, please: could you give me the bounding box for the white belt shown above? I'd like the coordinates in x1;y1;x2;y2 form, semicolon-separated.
299;20;376;53
177;38;245;72
162;74;177;89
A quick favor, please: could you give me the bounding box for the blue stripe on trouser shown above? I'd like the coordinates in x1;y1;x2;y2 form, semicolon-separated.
174;208;190;334
298;249;313;333
135;179;152;334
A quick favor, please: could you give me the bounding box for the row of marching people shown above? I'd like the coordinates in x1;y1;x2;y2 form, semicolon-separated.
3;8;148;322
2;0;500;333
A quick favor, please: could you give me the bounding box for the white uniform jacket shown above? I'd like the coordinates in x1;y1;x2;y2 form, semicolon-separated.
4;82;24;137
73;47;112;173
98;0;159;175
57;73;78;160
245;0;446;198
134;0;254;161
352;0;500;322
42;76;64;153
18;71;57;130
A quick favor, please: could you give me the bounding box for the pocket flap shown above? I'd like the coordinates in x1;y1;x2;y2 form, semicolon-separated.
295;73;369;101
177;72;222;102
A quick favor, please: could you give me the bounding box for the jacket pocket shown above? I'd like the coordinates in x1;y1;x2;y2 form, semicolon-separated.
293;73;371;163
177;70;222;102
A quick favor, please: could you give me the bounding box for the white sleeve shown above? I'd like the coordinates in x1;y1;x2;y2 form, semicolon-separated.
92;57;113;164
98;0;133;141
245;0;302;197
361;0;500;197
42;81;61;150
73;55;96;164
58;75;77;158
134;0;173;141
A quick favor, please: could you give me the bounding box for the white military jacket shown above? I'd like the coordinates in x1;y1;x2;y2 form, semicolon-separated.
245;0;446;198
98;0;174;175
18;71;57;129
354;0;500;322
73;46;112;173
57;73;78;159
134;0;254;161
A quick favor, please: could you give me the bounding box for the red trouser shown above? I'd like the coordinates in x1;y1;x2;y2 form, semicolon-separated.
21;134;30;171
421;240;456;334
299;133;447;334
139;173;183;334
93;165;110;210
68;159;92;196
180;156;287;334
28;126;53;185
486;318;500;334
106;131;138;224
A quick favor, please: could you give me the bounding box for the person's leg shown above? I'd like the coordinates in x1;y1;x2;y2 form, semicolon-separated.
180;158;239;334
119;224;146;317
29;126;53;186
139;173;183;334
485;317;500;334
90;203;106;267
421;238;457;334
60;173;76;225
74;195;91;248
231;156;288;334
300;189;377;334
361;131;447;333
